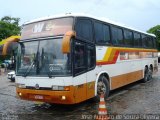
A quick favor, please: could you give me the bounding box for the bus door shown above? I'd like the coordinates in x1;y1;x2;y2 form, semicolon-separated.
74;17;95;101
73;41;87;103
86;45;96;99
73;42;96;102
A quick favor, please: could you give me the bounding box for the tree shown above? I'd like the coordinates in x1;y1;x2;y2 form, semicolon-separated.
147;25;160;51
0;16;21;41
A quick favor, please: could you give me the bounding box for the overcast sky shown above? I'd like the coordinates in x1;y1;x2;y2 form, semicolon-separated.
0;0;160;32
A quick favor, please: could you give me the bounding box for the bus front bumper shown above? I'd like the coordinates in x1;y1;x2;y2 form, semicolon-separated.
16;87;75;104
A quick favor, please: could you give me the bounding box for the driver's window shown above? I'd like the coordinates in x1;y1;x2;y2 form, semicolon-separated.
74;41;86;74
87;45;95;70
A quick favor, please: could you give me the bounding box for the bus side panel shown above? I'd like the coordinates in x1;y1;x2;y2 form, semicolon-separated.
86;70;96;99
111;70;143;90
73;73;87;103
96;46;158;90
73;70;97;103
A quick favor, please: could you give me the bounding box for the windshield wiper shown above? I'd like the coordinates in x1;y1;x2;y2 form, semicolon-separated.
23;41;40;77
23;43;39;77
23;54;37;77
23;60;36;77
46;64;52;78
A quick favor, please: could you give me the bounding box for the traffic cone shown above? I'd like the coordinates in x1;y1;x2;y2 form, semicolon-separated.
97;94;110;120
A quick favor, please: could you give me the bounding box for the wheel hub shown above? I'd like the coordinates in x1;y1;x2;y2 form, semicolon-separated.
97;81;106;95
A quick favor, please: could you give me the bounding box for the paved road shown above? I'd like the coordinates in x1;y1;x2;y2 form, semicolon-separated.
0;67;160;120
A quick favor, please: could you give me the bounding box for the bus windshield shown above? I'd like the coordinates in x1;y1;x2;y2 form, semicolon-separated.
16;38;72;77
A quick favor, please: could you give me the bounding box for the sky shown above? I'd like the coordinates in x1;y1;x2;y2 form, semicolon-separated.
0;0;160;32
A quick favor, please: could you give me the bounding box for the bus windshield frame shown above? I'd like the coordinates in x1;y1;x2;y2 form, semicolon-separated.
16;37;72;77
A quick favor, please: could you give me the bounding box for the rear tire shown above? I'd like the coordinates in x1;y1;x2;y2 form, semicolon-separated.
148;66;153;81
142;67;149;83
94;76;110;102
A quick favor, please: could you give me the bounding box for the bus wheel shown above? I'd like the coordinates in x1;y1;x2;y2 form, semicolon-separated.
95;76;109;101
148;66;153;80
142;67;149;83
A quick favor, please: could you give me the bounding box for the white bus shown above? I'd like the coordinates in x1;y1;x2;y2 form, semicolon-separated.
16;14;158;104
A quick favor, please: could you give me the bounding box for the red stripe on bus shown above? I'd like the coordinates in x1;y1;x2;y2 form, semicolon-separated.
96;50;119;65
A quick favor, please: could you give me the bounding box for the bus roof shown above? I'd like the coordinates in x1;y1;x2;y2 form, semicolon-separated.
24;13;156;37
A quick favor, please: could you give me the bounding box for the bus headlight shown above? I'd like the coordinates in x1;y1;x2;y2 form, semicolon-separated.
58;86;64;90
52;86;70;91
52;86;59;90
16;83;26;89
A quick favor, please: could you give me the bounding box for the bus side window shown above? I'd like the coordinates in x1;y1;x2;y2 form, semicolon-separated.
153;37;157;48
76;19;93;42
87;45;95;70
74;41;86;74
94;22;111;45
148;36;153;48
134;32;141;47
124;29;133;46
142;34;147;48
111;26;124;45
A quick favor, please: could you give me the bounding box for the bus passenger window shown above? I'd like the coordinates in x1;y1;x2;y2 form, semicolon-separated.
148;36;153;48
76;19;93;42
94;22;111;44
142;34;147;48
74;42;86;74
111;26;123;45
134;32;141;47
153;38;157;48
124;29;133;46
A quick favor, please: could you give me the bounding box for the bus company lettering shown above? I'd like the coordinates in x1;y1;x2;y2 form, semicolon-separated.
32;23;44;33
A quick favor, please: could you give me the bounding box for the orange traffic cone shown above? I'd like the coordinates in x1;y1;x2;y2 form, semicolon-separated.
97;94;110;120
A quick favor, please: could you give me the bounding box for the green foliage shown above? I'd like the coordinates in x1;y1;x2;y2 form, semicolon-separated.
0;55;10;64
0;55;4;65
0;16;21;41
147;25;160;51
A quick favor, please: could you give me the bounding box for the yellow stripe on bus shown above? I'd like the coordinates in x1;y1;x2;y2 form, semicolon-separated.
103;47;112;61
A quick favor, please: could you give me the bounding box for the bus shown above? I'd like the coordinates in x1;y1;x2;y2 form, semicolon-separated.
15;14;158;104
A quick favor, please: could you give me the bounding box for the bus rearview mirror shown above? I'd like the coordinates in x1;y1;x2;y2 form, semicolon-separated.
62;31;76;54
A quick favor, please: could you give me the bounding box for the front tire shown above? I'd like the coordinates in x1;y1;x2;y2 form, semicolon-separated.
94;76;110;101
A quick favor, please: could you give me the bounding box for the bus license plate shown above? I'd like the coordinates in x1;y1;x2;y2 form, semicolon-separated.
34;95;44;100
